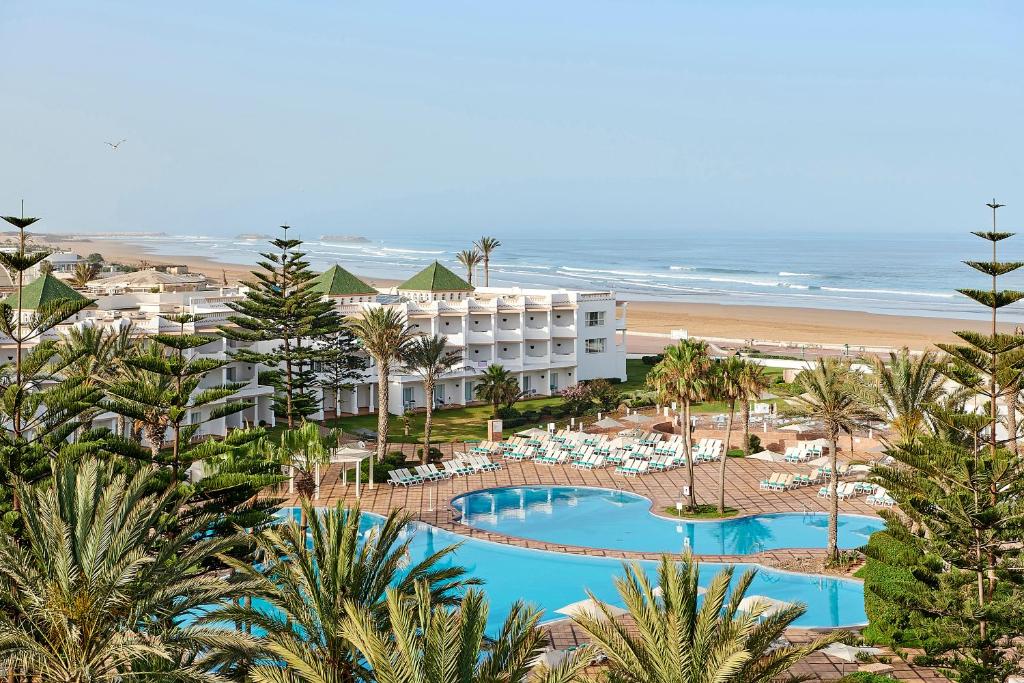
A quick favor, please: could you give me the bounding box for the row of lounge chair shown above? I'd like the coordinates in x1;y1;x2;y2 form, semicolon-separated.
783;443;824;463
759;469;826;491
387;456;502;486
817;480;876;500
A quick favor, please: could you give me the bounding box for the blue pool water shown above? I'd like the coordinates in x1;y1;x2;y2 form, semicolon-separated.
280;507;869;630
452;486;885;554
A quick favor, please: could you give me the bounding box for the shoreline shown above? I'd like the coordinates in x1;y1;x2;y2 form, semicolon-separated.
41;236;999;351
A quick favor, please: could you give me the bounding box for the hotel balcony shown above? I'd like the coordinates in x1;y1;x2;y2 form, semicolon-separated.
465;329;494;344
524;325;549;339
551;324;576;337
495;328;523;342
550;351;577;366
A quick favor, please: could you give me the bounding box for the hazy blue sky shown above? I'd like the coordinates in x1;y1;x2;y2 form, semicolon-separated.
1;1;1021;237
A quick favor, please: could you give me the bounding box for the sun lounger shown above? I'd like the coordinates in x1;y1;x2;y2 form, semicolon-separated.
388;470;413;486
425;464;451;479
769;474;794;491
395;468;424;484
614;458;639;476
760;472;781;490
442;460;466;477
468;455;500;472
836;482;857;500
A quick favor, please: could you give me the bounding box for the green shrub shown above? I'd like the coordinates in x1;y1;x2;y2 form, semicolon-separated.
747;434;761;452
415;446;444;463
837;674;896;683
641;354;664;365
857;531;923;647
359;450;408;483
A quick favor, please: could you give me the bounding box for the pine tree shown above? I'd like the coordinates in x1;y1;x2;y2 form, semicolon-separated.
221;227;340;427
105;313;255;479
316;326;367;420
869;202;1024;682
104;313;284;562
0;212;99;526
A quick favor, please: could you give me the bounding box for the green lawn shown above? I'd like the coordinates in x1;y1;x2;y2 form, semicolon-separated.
324;396;564;444
620;358;653;392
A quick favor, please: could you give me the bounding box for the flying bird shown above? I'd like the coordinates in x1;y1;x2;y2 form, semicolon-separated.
105;139;127;150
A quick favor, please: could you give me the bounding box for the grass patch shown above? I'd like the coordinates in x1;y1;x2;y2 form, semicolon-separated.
662;505;739;519
726;448;745;458
324;396;564;443
620;358;653;392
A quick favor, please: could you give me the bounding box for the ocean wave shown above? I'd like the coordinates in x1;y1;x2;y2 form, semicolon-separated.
380;247;445;255
820;286;954;299
779;271;815;277
490;263;553;270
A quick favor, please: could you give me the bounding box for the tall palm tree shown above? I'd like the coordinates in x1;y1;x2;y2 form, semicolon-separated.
570;553;837;683
648;340;713;511
204;500;476;683
402;334;463;463
474;363;521;416
0;459;255;681
344;581;593;683
69;260;99;288
791;358;865;561
473;236;501;287
349;307;418;484
456;249;482;286
862;348;945;446
715;356;745;514
738;363;771;458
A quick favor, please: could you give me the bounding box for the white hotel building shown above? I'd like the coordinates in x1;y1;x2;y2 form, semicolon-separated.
313;261;628;417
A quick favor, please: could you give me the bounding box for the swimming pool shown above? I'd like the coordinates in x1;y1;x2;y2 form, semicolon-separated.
279;508;868;631
452;486;884;554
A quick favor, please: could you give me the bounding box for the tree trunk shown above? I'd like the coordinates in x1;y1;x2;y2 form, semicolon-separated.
742;399;751;457
283;337;294;429
719;400;734;513
828;435;839;561
373;362;389;487
1008;390;1019;456
683;402;696;511
422;376;434;464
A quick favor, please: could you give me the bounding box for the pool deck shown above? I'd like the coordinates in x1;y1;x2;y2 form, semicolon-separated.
294;443;883;566
289;444;945;681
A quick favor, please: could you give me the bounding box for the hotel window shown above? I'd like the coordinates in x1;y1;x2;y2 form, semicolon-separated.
585;311;605;327
585;338;607;354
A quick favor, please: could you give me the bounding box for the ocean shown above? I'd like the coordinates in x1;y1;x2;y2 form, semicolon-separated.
95;230;1024;322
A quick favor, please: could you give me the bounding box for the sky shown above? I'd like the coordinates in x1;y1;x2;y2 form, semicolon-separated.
1;1;1022;238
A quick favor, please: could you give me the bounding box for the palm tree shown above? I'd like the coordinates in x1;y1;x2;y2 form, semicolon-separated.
715;356;745;514
862;348;945;446
473;236;501;287
402;334;463;463
0;459;255;681
571;553;837;683
474;363;521;416
738;362;771;458
791;358;865;561
69;260;99;288
349;307;419;484
204;500;475;683
345;581;593;683
648;340;713;511
456;249;482;286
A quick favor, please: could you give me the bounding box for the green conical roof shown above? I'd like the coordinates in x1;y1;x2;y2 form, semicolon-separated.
397;261;473;292
310;265;377;296
1;274;89;310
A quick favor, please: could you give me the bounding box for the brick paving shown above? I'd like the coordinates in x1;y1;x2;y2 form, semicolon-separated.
280;439;944;681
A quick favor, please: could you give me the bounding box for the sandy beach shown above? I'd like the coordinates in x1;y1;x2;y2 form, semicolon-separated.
38;236;999;352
